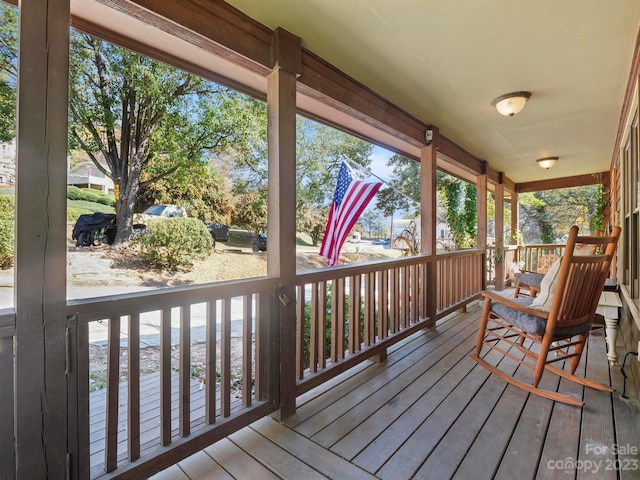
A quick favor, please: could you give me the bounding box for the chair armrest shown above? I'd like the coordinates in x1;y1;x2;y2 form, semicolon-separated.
481;290;549;318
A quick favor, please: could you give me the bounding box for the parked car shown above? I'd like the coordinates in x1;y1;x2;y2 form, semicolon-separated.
132;204;187;227
372;238;390;245
204;221;230;243
133;204;230;246
252;233;267;253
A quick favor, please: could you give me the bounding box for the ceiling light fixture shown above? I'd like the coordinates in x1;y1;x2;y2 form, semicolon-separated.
536;156;559;169
491;91;531;117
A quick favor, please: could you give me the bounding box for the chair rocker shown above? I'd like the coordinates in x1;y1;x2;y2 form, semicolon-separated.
470;225;621;406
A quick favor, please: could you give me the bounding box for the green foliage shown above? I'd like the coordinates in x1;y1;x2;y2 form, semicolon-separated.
231;185;268;233
0;195;14;268
0;5;17;142
375;154;421;217
519;185;604;243
136;165;233;224
592;184;605;233
133;218;212;271
302;288;360;369
65;31;267;242
438;173;477;248
67;186;115;206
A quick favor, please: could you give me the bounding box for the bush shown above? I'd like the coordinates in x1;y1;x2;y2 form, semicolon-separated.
134;217;212;271
67;186;115;207
0;195;14;269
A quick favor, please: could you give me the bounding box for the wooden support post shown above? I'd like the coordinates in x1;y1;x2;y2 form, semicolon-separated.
511;191;520;271
421;134;438;328
268;28;301;420
14;0;70;477
510;191;519;244
477;173;488;291
495;182;505;290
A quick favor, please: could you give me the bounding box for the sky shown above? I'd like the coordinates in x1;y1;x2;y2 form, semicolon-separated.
364;145;394;184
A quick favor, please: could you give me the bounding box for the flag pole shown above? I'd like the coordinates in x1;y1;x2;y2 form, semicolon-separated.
341;156;420;207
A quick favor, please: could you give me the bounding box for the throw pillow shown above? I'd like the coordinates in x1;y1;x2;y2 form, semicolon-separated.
529;257;562;312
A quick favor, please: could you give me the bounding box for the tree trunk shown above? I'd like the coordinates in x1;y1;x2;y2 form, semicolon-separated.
114;176;139;243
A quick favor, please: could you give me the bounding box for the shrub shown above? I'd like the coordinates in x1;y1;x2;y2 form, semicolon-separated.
0;195;14;269
134;217;212;271
67;186;115;207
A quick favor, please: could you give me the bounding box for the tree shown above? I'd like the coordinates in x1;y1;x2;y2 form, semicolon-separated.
360;210;387;238
518;185;604;244
0;5;17;142
226;116;374;239
68;33;265;242
374;154;420;217
135;163;234;224
231;182;268;233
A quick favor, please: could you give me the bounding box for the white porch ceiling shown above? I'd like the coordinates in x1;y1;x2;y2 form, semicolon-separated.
225;0;640;183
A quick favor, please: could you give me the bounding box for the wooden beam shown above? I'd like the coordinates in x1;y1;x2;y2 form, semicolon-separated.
516;171;610;193
14;0;70;477
267;28;300;420
436;135;485;175
112;0;273;73
298;49;426;148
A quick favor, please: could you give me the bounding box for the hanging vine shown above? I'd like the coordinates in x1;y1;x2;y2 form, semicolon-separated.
438;174;477;249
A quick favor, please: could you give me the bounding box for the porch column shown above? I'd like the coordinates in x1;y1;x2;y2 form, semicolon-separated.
14;0;70;478
477;171;488;290
267;28;301;419
420;127;438;327
494;182;505;290
511;191;519;243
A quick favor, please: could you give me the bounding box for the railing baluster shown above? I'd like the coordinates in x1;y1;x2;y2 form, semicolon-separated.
310;283;319;372
105;316;120;471
410;263;418;324
318;281;327;369
402;265;409;328
160;308;172;446
221;298;231;418
296;285;305;379
363;272;373;346
378;269;387;340
179;305;191;437
255;291;268;401
128;313;140;461
353;275;362;351
205;300;217;424
335;277;345;360
242;294;253;407
391;267;399;333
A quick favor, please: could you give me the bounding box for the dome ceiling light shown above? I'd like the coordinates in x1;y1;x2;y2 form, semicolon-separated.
491;91;531;117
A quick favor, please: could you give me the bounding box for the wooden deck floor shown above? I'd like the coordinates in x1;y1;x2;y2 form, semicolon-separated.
141;299;640;480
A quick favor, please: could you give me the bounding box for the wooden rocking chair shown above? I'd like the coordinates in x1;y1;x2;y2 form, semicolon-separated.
470;225;621;406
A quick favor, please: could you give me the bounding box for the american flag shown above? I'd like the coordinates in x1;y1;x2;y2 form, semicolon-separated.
320;161;382;266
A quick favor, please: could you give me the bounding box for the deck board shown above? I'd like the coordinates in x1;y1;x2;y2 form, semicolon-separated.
139;297;640;480
203;438;280;480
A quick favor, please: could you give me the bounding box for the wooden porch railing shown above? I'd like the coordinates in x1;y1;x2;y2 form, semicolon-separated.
486;245;519;289
1;250;486;479
517;243;566;273
66;277;279;479
295;250;483;394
